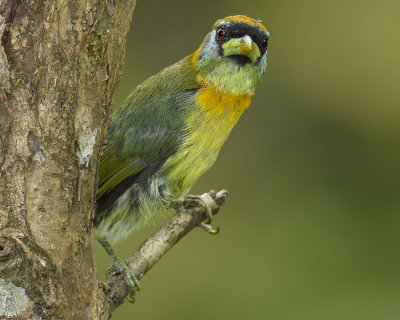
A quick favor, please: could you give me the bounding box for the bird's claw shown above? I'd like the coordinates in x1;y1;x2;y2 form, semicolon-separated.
184;195;213;219
200;221;220;235
183;194;220;235
107;261;140;303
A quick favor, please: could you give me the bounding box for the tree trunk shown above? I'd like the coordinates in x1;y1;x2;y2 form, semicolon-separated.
0;1;136;318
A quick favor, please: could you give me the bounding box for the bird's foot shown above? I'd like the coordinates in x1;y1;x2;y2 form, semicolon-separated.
200;220;220;235
182;194;220;235
106;260;140;303
98;237;140;302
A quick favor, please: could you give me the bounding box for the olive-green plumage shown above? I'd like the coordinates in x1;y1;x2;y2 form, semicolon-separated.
95;15;269;243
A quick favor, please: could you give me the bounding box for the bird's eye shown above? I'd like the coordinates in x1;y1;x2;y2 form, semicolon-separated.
262;38;269;52
216;28;226;40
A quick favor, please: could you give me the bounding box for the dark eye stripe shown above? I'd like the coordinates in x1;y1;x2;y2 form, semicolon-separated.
215;23;269;54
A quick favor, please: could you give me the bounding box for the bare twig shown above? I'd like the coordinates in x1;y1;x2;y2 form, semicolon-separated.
105;189;229;313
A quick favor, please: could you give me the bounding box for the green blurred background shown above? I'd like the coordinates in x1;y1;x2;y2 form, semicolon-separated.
95;0;400;319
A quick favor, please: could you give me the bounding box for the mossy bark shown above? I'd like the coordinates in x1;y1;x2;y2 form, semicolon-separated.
0;1;136;318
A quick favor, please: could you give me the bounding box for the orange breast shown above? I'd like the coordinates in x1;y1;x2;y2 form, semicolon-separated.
197;85;252;123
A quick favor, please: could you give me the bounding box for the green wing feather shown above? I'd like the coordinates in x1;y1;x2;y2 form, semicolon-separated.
96;56;199;213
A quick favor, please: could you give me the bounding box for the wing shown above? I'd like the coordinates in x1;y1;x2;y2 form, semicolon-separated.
96;56;199;214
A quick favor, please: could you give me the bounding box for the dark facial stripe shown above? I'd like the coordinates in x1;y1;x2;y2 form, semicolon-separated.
216;23;269;55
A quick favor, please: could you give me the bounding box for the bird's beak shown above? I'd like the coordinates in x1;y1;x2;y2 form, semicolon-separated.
222;35;260;63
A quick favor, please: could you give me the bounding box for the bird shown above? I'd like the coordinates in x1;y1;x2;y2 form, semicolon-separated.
94;15;269;299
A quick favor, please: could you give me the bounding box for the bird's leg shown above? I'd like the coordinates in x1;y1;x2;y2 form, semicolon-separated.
181;194;220;235
98;237;140;303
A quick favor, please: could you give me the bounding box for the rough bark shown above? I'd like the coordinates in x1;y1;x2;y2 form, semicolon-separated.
0;1;136;319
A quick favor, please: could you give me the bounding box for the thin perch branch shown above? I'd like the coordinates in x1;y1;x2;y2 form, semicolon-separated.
105;189;229;313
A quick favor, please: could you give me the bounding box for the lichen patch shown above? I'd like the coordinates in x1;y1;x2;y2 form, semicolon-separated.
76;127;98;167
0;278;29;317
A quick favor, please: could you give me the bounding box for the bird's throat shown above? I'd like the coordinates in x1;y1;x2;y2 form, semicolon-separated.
192;49;263;95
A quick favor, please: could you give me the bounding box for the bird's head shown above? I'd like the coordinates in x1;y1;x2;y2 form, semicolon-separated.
192;15;269;95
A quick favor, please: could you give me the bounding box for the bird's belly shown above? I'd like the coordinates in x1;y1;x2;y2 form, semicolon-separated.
167;147;219;194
